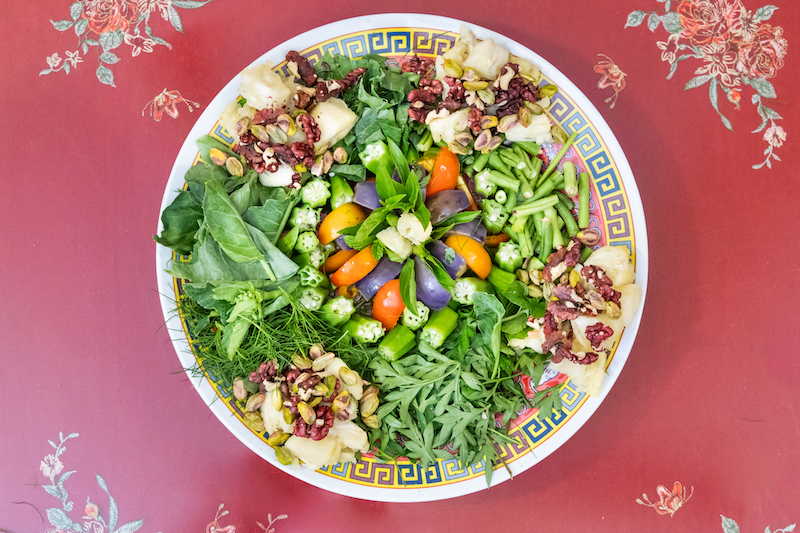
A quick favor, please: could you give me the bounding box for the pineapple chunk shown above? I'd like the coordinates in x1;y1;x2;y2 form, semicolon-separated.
584;245;636;287
550;351;607;397
310;98;357;150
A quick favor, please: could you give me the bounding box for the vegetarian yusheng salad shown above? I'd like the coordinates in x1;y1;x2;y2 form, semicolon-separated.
156;25;642;485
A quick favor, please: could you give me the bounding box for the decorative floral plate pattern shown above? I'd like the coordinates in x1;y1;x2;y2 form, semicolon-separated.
156;14;648;501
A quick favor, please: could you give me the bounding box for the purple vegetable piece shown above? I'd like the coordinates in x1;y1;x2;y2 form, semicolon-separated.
446;217;487;244
335;235;353;251
355;257;403;300
414;255;451;310
425;190;470;225
353;181;382;210
427;241;468;279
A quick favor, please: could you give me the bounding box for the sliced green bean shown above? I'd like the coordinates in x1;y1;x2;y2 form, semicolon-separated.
513;194;560;217
538;131;578;186
579;172;591;229
562;161;578;196
472;152;491;172
554;197;580;238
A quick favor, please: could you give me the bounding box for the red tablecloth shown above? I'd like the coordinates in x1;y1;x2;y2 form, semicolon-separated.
2;1;798;532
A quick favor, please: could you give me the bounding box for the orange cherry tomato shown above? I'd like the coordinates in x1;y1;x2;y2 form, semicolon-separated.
444;234;492;279
330;246;378;287
324;249;358;273
372;279;405;331
426;147;460;197
317;203;366;245
484;233;511;247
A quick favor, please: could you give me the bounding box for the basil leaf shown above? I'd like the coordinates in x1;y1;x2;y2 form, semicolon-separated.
399;259;418;316
435;210;480;227
376;164;401;200
386;138;410;184
472;293;505;378
424;255;455;292
245;223;299;280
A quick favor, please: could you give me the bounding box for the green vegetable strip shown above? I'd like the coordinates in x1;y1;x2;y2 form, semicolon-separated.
547;207;564;249
504;188;518;212
528;157;543;186
472;152;491;172
537;131;578;186
515;141;540;156
512;194;559;217
538;214;553;262
488;152;512;176
580;245;594;262
519;219;535;259
486;171;520;192
531;176;557;202
377;325;417;361
487;267;517;293
416;130;433;152
579;172;591;229
420;307;459;348
562;161;578;196
554;197;580;238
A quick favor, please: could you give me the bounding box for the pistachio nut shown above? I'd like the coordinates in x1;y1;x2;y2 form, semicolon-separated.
313;383;330;397
314;142;329;157
235;117;252;136
245;392;266;412
518;107;533;128
569;269;582;288
527;284;543;298
332;390;353;421
275;113;296;135
308;396;322;408
232;377;248;401
484;135;503;153
323;375;338;398
269;388;282;411
310;154;325;176
477;88;495;106
297;401;316;425
576;228;602;246
282;407;295;425
359;386;379;417
322;150;334;174
338;366;360;387
242;411;265;433
292;353;312;370
308;343;325;360
311;352;336;372
454;131;472;147
496;114;519;133
447;141;471;156
538;84;559;98
516;269;530;284
462;80;488;91
443;58;463;78
250;124;270;143
292;108;309;118
266;431;291;447
333;146;348;164
274;446;295;465
480;115;498;130
542;281;554;301
528;266;542;285
265;123;288;144
361;414;380;429
496;65;515;91
473;130;492;152
551;123;569;144
605;301;622;319
524;101;545;115
209;148;228;166
454;112;470;132
225;157;244;177
461;67;478;82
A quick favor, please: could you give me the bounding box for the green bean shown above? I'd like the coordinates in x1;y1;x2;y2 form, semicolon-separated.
504;187;518;212
538;215;553;262
487;170;520;192
562;161;578;196
515;141;541;156
554;196;580;237
538;131;578;186
513;194;559;217
472;152;491;172
546;207;564;249
579;172;591;229
488;152;513;176
531;177;556;201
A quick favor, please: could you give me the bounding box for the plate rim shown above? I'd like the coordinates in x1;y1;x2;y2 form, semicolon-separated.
155;13;648;502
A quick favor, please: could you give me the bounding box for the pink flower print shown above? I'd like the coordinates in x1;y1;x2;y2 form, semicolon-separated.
84;499;100;519
763;125;786;148
124;33;155;56
40;454;64;478
46;53;62;69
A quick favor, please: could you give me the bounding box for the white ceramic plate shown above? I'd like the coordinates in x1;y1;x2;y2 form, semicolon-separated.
156;13;648;502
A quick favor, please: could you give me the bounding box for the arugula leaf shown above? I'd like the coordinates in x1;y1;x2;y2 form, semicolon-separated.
399;259;418;315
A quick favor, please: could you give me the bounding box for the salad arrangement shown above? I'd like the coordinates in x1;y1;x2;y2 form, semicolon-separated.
156;24;642;485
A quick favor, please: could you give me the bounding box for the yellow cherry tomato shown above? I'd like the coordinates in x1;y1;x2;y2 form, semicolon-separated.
324;249;358;273
427;147;460;197
317;203;366;245
444;234;492;279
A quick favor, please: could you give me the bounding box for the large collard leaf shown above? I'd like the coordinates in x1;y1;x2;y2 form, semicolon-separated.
154;189;203;254
202;180;265;264
169;225;273;282
243;198;292;243
245;223;299;280
183;163;228;202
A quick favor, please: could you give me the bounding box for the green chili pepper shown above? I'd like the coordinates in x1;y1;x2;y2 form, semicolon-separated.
377;325;417;361
419;307;459;348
